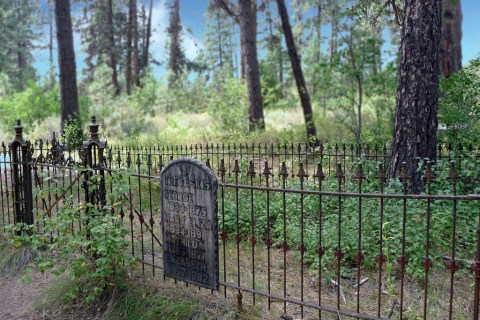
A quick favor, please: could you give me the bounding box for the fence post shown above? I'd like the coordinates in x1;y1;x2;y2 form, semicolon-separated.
8;120;33;230
82;115;107;209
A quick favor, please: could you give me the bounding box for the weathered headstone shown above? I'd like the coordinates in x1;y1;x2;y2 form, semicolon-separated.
160;158;219;290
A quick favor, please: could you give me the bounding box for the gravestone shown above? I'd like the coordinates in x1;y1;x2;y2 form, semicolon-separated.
160;158;219;290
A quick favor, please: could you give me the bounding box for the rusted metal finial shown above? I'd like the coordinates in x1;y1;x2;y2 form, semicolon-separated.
424;161;435;184
447;161;460;184
377;163;385;182
136;154;142;167
315;162;325;181
356;162;365;181
335;163;344;180
279;161;288;178
219;159;226;179
89;115;100;141
233;159;240;174
297;162;307;180
262;160;270;178
247;160;256;177
400;162;410;184
14;119;23;141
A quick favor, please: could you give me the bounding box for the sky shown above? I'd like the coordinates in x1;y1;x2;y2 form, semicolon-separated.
32;0;480;80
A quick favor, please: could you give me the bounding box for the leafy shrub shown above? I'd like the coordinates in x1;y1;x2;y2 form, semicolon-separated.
7;169;135;304
208;77;248;132
439;56;480;143
220;156;479;281
0;81;60;132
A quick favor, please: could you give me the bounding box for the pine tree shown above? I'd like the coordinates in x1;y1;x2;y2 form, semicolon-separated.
204;1;237;81
440;0;462;77
0;0;38;90
388;0;441;192
54;0;80;130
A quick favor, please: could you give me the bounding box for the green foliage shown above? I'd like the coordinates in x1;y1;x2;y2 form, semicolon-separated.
260;60;283;108
0;81;60;132
439;56;480;143
0;0;39;91
208;77;248;132
221;157;479;281
6;169;135;304
105;285;198;320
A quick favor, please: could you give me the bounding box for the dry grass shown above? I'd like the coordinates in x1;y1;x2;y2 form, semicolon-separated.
123;216;476;320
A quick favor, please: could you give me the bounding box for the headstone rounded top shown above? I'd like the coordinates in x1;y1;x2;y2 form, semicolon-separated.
160;157;216;181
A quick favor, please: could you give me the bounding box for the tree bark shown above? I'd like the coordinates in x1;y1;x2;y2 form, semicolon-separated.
440;0;462;77
276;0;317;143
54;0;80;131
49;0;55;86
142;0;154;69
169;0;180;74
329;7;337;60
132;0;140;86
388;0;441;192
239;0;265;131
126;0;133;95
107;0;120;94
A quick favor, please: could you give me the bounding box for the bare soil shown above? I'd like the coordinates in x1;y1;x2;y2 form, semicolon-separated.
0;270;54;320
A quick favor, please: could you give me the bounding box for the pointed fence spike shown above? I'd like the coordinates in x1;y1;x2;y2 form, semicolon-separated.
315;162;325;181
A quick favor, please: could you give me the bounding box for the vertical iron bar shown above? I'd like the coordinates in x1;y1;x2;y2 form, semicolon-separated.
247;160;256;305
136;155;145;274
422;161;434;319
399;162;409;320
316;163;325;320
335;163;344;312
263;160;272;310
220;159;227;298
280;161;288;314
376;163;386;318
356;163;364;314
298;163;307;318
447;161;459;320
233;159;242;311
147;155;155;276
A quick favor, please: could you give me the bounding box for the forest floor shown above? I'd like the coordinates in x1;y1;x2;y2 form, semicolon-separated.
0;268;104;320
0;269;52;320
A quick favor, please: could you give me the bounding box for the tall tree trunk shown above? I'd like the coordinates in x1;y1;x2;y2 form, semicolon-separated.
276;0;317;143
142;0;154;69
49;0;55;86
440;0;462;77
54;0;80;131
168;0;180;87
14;1;26;88
217;10;223;68
132;0;140;86
316;2;322;60
293;0;304;57
329;7;337;61
126;0;133;95
107;0;120;94
388;0;441;193
240;41;246;80
239;0;265;131
312;1;322;96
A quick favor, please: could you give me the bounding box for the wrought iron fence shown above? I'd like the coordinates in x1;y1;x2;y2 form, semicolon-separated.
1;117;479;320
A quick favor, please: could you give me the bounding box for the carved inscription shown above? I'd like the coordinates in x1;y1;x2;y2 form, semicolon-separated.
161;158;219;290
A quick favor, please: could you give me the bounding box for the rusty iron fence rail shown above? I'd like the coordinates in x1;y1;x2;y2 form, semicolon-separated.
1;118;479;320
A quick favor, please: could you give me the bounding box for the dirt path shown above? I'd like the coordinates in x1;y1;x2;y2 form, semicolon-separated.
0;271;54;320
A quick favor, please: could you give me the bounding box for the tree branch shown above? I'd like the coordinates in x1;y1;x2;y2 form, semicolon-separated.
216;0;239;23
